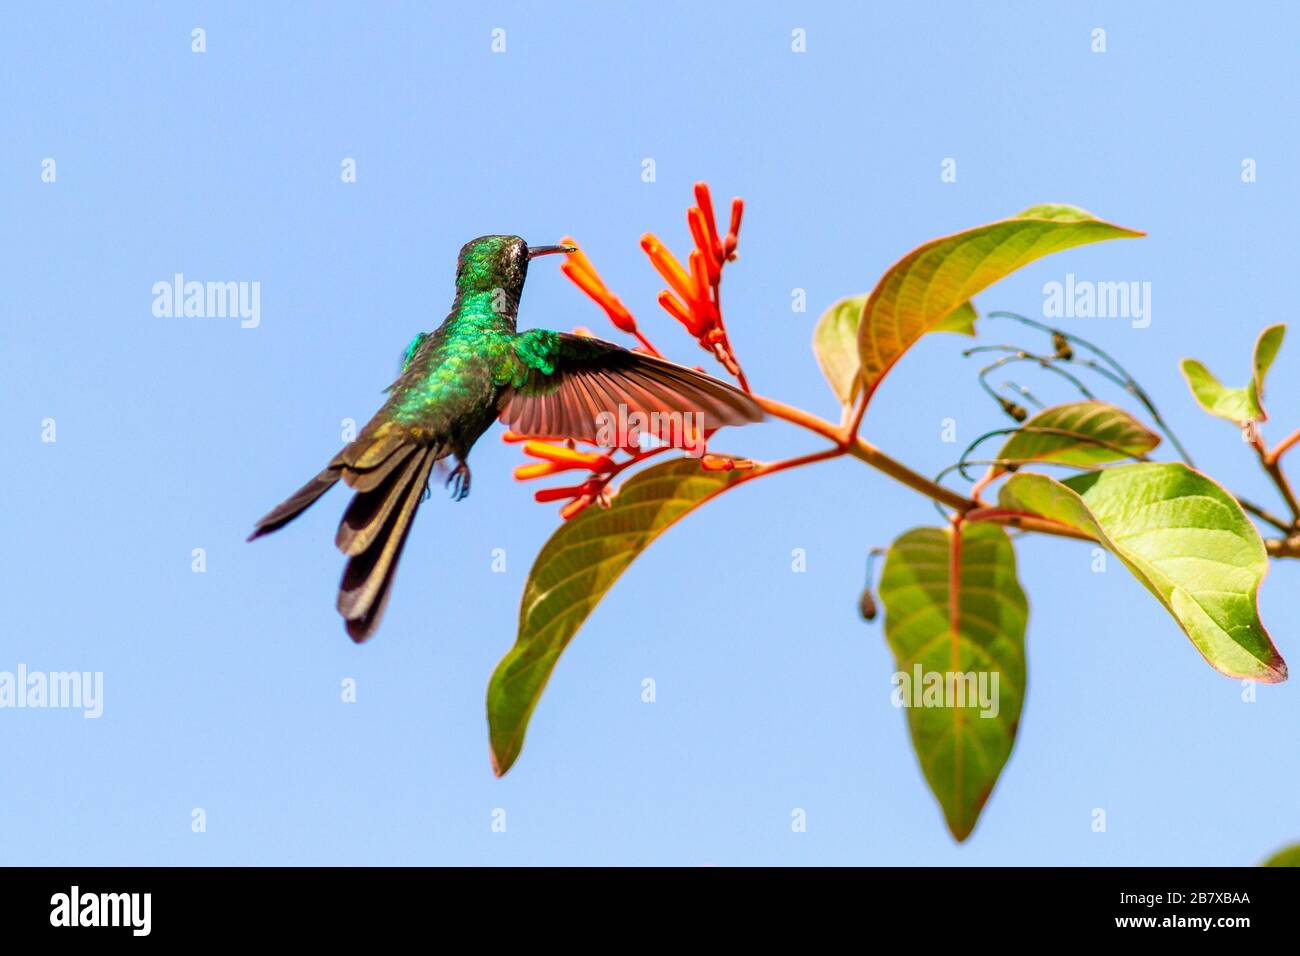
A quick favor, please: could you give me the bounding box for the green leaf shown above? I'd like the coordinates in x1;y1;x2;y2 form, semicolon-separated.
487;458;741;776
998;463;1287;682
879;523;1027;842
1254;322;1286;384
933;300;979;336
1180;323;1286;424
856;204;1143;399
1262;843;1300;866
813;297;976;408
812;295;869;407
989;400;1159;478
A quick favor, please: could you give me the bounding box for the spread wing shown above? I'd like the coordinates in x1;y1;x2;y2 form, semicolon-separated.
500;331;763;442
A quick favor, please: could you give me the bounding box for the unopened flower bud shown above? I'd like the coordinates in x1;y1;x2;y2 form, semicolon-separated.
858;587;878;622
1052;332;1073;361
999;398;1028;422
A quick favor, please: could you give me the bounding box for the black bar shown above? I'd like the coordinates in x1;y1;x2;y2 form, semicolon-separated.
0;866;1291;940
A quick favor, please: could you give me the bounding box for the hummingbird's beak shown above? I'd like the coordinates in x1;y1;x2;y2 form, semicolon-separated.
527;243;577;259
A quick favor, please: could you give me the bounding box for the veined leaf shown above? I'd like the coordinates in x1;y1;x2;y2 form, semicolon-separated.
933;300;979;336
998;463;1287;682
812;295;870;407
813;297;976;408
989;401;1159;478
1180;323;1286;424
879;523;1027;842
856;204;1143;400
1262;844;1300;866
487;458;741;776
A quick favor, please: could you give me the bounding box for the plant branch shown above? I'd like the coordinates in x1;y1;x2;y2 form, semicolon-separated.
1266;427;1300;466
754;394;1034;516
749;388;1300;555
1237;497;1293;534
1250;430;1300;525
963;507;1095;542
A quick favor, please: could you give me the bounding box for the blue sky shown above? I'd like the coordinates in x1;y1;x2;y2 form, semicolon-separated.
4;1;1298;864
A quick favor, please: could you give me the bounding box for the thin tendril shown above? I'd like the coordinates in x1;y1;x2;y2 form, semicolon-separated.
1003;379;1045;409
972;352;1096;407
986;311;1195;466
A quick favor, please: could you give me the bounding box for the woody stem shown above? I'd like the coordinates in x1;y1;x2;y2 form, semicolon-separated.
1250;430;1300;526
1268;427;1300;465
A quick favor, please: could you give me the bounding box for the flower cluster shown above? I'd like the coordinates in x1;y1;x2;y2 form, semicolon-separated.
641;182;745;379
504;433;623;520
510;181;752;520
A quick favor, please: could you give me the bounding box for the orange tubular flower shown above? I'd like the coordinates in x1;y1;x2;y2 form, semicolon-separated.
687;206;721;284
559;243;637;335
533;483;593;504
693;182;725;263
656;290;705;336
558;239;663;357
634;182;749;391
522;440;612;470
724;198;743;260
522;180;753;520
687;251;718;323
640;233;698;306
559;496;596;521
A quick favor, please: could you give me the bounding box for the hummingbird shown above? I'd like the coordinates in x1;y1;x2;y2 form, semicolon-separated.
249;235;764;641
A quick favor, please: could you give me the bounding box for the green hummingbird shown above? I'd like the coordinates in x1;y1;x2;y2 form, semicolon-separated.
249;235;763;641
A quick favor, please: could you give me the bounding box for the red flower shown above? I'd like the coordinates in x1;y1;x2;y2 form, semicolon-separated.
522;181;753;518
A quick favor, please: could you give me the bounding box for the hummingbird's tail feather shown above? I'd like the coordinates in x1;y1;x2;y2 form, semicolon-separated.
333;433;414;487
336;445;438;642
246;438;414;543
335;445;426;556
247;467;341;541
338;441;416;493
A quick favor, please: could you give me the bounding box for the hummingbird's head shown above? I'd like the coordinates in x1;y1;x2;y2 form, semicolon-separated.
454;235;575;296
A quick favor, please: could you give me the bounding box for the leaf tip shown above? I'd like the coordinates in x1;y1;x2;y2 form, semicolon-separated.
946;813;978;843
489;739;517;777
1261;655;1288;684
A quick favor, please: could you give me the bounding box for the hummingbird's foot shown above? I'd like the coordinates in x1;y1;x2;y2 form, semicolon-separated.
446;459;471;501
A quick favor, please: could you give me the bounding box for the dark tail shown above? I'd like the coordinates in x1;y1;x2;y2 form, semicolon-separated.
335;447;436;642
249;429;439;642
247;467;341;541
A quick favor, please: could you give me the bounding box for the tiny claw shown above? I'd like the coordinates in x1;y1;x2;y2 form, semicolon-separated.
446;459;472;501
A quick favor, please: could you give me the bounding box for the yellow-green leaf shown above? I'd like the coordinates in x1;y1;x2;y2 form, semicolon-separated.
1180;323;1285;424
487;458;741;776
879;523;1027;842
989;400;1159;478
812;295;869;407
933;300;979;336
856;204;1143;399
814;298;977;408
999;463;1287;682
1262;843;1300;866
